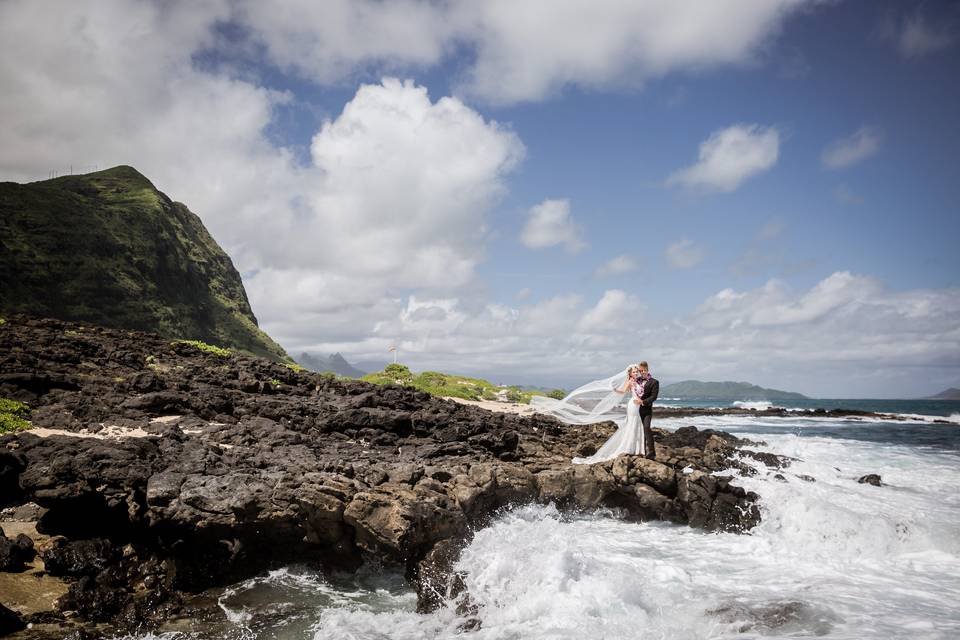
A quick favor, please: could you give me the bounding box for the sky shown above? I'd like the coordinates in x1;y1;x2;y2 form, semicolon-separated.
1;0;959;397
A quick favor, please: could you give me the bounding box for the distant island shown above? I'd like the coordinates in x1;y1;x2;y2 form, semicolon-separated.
925;388;960;400
660;380;809;401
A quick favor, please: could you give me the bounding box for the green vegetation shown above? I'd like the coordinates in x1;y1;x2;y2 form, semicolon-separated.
173;339;232;358
361;363;561;404
363;363;415;385
0;398;31;434
269;378;281;386
283;362;307;373
0;398;29;415
0;165;289;361
0;317;6;326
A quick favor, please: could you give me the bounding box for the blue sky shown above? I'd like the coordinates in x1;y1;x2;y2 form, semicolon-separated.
2;0;958;396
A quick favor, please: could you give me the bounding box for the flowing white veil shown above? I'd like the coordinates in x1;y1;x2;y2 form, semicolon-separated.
529;368;630;426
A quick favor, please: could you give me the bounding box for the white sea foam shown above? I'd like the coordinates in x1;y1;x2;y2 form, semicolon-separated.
309;417;960;639
732;400;775;410
842;411;960;425
661;412;958;430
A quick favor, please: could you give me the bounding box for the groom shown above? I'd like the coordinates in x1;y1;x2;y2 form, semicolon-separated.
633;361;659;459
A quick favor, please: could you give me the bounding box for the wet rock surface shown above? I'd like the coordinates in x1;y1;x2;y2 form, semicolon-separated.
709;599;839;635
857;473;883;486
0;315;779;632
0;603;26;636
0;527;35;572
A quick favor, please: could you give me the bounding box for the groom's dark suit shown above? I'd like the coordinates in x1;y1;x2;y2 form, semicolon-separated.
637;375;659;459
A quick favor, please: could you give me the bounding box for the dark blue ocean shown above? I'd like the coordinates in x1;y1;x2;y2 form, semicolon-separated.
658;397;960;453
658;396;960;417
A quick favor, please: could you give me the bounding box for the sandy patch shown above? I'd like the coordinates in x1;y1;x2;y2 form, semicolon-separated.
29;425;151;439
26;415;184;440
444;396;538;416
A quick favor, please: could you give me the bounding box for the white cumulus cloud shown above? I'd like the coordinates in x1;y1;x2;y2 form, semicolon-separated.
821;126;882;170
233;0;453;83
230;0;822;105
674;273;960;396
246;78;524;344
300;78;524;283
666;124;780;192
578;290;644;332
520;199;586;253
309;273;960;398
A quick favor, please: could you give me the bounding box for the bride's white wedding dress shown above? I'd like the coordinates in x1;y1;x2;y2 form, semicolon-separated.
571;396;644;464
529;368;645;464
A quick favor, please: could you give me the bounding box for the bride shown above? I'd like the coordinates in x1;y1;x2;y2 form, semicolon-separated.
530;364;646;464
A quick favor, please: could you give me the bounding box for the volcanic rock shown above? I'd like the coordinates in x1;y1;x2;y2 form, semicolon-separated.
0;603;26;635
857;473;883;486
0;315;768;629
0;527;35;572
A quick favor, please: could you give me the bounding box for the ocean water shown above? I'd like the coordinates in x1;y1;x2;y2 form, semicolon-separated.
658;397;960;420
126;413;960;640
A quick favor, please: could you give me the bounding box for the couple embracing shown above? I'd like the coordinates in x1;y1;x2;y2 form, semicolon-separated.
531;361;659;465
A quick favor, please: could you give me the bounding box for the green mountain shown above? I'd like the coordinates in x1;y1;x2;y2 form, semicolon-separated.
661;380;808;401
925;388;960;400
296;352;366;378
0;165;288;361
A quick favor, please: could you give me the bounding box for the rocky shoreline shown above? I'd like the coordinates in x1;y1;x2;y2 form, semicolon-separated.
0;315;800;637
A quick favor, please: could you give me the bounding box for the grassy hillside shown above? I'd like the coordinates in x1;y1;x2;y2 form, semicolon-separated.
0;166;288;361
362;364;566;403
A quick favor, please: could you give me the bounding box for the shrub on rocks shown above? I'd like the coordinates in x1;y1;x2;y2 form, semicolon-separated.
0;398;31;434
171;339;231;358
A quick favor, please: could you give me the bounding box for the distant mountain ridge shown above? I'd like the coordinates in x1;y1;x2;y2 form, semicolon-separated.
925;388;960;400
296;352;366;378
0;165;288;361
353;359;388;374
661;380;808;401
